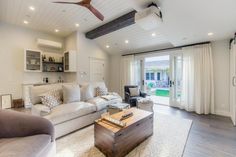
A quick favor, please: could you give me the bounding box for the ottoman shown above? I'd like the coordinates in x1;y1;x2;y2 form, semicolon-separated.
107;103;130;115
137;98;154;112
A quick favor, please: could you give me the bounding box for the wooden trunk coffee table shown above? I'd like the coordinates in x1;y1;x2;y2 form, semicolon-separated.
94;108;153;157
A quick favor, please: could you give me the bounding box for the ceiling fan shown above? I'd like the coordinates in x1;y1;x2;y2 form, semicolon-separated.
53;0;104;21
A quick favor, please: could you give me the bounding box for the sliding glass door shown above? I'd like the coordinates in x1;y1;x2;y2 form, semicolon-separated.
137;51;183;107
169;52;183;107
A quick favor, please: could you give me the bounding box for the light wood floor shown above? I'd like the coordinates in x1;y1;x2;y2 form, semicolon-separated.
154;105;236;157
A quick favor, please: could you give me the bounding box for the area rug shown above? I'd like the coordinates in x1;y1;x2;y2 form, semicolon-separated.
56;113;192;157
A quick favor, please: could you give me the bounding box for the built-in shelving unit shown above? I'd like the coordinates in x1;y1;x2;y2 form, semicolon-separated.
42;61;64;72
24;49;77;73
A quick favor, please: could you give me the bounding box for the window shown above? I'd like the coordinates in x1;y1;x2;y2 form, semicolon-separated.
151;73;154;80
157;72;161;80
146;73;150;80
146;72;155;80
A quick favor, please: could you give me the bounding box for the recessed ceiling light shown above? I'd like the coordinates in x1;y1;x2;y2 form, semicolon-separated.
151;33;156;37
75;23;80;27
208;32;214;36
29;6;35;11
23;20;29;24
55;29;59;33
125;40;129;44
106;45;110;48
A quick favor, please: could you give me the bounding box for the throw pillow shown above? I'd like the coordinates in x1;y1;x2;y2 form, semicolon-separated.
40;90;62;109
129;87;140;96
62;84;81;104
80;84;93;101
96;86;108;96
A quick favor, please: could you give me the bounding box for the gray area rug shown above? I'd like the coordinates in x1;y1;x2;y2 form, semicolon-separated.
56;113;192;157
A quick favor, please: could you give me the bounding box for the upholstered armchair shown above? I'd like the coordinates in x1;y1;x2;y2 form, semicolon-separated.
0;110;56;157
124;85;147;107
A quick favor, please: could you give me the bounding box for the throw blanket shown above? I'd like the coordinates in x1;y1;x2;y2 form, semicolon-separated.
101;93;120;101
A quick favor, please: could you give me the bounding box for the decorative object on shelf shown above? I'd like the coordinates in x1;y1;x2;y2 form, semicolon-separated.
43;77;49;83
42;61;64;72
0;94;12;109
42;55;46;61
58;66;63;72
49;57;53;62
58;76;64;83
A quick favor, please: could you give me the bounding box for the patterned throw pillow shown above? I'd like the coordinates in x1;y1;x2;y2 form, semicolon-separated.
96;86;108;96
40;90;62;109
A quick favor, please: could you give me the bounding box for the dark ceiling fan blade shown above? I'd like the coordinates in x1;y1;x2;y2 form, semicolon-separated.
86;4;104;21
53;1;77;4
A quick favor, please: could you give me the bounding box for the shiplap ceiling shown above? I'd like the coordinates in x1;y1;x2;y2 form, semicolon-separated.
0;0;140;36
1;0;236;54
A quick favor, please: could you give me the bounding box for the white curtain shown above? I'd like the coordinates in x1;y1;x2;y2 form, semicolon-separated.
180;44;214;114
120;55;136;98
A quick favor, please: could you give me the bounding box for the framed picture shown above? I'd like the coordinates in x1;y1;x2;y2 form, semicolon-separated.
0;94;12;109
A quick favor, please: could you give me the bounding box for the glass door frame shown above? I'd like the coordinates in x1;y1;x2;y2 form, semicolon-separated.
169;51;183;108
135;50;183;107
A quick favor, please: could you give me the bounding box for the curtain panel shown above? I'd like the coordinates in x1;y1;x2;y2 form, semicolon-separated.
181;44;214;114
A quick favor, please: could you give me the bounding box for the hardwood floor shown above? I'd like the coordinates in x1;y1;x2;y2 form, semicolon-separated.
154;105;236;157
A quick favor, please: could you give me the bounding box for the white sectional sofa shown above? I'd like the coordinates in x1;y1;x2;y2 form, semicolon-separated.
28;82;122;138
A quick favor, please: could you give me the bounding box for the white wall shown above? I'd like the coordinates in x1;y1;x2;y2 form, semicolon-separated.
212;40;230;116
0;22;66;99
109;55;122;94
64;32;77;82
76;32;110;88
109;40;231;117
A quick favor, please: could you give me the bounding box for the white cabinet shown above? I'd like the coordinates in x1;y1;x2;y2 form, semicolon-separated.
24;49;42;72
64;50;77;72
230;41;236;126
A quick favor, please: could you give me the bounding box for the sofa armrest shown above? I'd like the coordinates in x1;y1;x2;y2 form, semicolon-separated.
0;110;54;141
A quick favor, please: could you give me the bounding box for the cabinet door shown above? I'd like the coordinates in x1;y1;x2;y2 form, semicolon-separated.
24;49;42;72
64;52;69;71
230;44;236;126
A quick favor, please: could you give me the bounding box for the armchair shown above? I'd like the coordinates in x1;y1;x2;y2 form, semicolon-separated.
0;110;56;157
124;85;147;107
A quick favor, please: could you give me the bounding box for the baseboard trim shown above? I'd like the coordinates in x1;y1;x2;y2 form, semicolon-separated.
214;110;231;117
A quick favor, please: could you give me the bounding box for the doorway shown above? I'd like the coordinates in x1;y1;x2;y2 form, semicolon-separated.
140;52;183;107
144;55;170;105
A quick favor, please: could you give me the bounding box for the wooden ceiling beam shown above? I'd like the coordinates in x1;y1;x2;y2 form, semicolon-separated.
85;10;137;39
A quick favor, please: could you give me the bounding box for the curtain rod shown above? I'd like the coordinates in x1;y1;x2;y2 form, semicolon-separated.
122;41;211;56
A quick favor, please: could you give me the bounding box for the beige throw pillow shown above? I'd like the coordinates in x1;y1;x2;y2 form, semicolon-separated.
129;87;140;96
63;84;81;104
80;84;93;101
40;90;62;109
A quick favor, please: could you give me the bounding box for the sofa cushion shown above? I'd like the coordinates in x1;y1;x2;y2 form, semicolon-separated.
80;84;93;101
62;84;80;103
44;102;96;125
129;87;140;96
87;96;122;111
91;82;107;97
31;104;51;116
0;135;51;157
96;86;108;96
30;84;63;105
40;89;62;109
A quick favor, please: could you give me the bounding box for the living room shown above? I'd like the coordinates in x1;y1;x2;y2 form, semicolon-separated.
0;0;236;157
